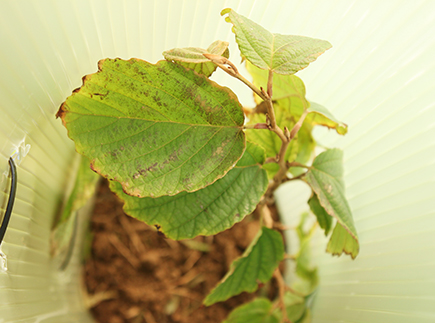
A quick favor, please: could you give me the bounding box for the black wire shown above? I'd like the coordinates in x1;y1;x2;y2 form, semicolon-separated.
0;158;17;245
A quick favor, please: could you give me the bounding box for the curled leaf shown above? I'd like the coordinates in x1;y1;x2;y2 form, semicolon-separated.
305;149;359;258
163;40;229;77
327;222;359;259
307;101;348;135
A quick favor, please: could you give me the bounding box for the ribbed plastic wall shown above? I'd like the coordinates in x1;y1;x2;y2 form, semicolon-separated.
274;1;435;323
0;1;433;322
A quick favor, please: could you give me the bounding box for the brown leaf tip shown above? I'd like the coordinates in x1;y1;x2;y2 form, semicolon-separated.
97;58;106;71
89;161;101;175
55;104;65;119
55;103;68;127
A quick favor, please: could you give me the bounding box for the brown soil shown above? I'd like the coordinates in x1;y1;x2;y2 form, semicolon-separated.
84;180;280;323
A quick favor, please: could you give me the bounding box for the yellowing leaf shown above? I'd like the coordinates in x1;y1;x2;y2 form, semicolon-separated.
307;101;348;135
57;59;245;198
327;222;360;259
163;40;229;77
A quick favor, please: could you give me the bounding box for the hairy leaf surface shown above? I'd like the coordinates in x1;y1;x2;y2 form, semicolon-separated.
57;59;245;198
305;149;359;257
221;8;332;74
223;298;280;323
163;40;229;77
204;227;284;305
109;142;267;240
327;222;359;259
307;101;348;135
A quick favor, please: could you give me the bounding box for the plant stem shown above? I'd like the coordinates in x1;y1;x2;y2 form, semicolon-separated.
263;69;287;142
284;285;306;298
274;268;291;323
259;204;274;229
203;54;267;100
265;157;278;164
284;253;296;260
282;173;307;184
243;123;269;129
205;54;307;203
204;54;288;144
286;161;311;169
267;70;273;98
265;109;311;200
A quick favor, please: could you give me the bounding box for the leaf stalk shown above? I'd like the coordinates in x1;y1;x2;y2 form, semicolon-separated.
203;54;267;100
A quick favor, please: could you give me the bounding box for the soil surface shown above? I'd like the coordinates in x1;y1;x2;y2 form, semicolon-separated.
84;180;279;323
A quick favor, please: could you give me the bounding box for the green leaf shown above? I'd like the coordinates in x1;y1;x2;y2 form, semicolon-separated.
282;292;306;323
308;194;332;236
305;149;359;258
289;122;316;177
51;155;100;256
221;8;332;74
57;58;245;198
307;101;348;135
246;62;308;109
223;298;280;323
57;155;100;225
163;40;229;77
109;142;268;240
204;227;284;305
235;141;266;166
51;212;78;259
327;222;359;259
296;308;312;323
292;212;319;296
296;241;316;282
294;240;319;295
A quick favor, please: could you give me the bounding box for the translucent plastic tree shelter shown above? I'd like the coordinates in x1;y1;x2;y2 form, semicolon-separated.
0;1;434;322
